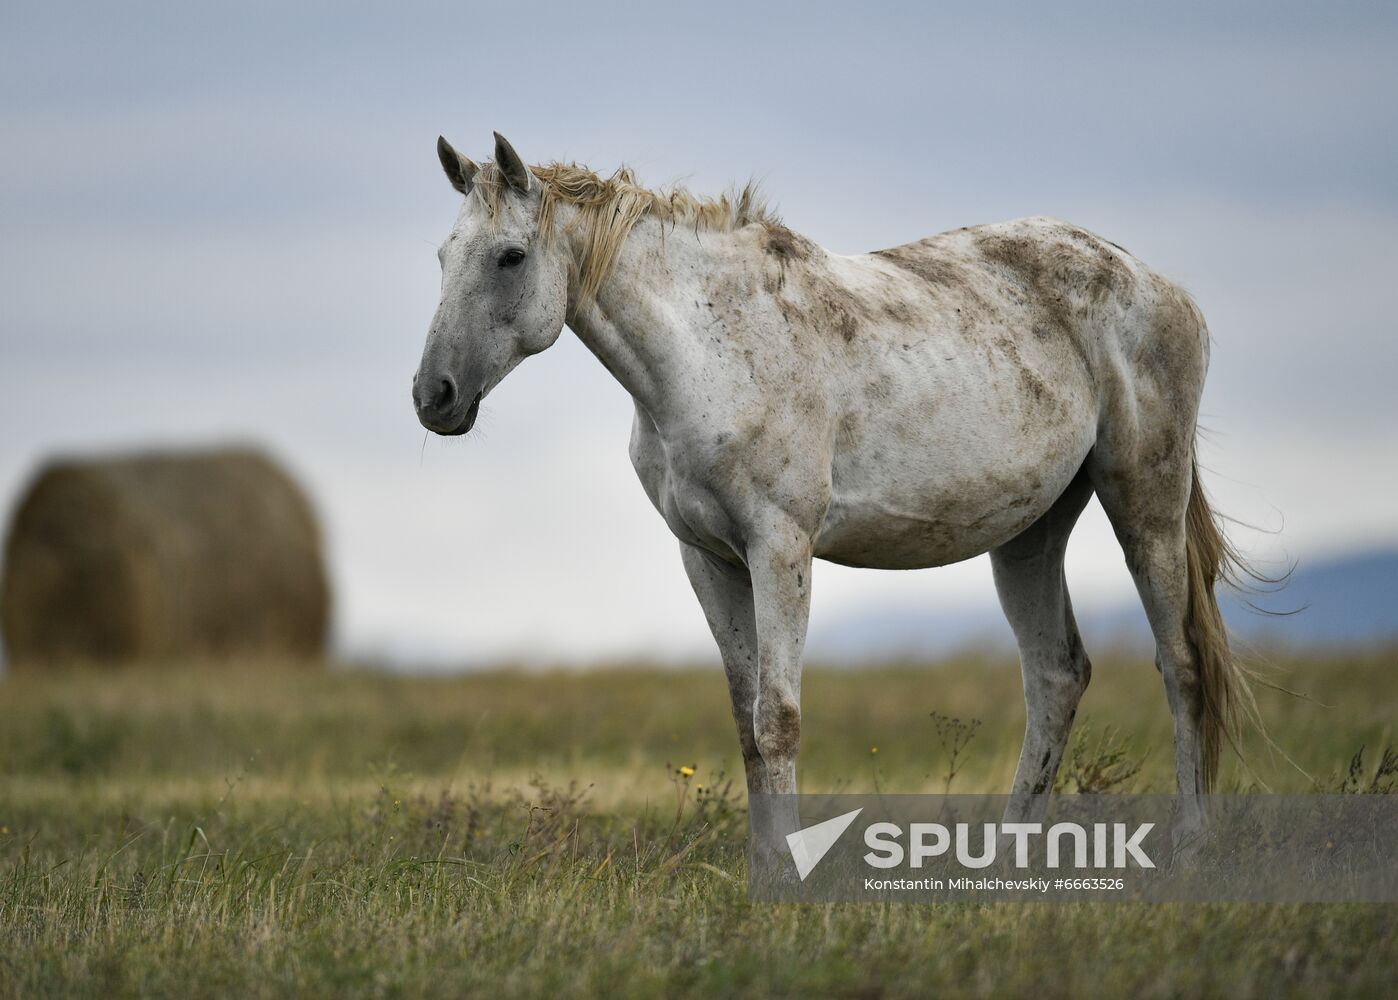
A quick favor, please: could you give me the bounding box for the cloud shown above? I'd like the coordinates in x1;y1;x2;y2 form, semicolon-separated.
2;2;1395;664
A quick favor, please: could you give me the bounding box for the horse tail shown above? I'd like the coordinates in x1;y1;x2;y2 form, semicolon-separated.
1184;452;1261;791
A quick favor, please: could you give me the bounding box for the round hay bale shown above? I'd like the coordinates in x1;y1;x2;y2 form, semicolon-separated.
0;447;330;665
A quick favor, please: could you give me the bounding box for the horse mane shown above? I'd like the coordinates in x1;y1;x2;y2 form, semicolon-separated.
470;160;780;305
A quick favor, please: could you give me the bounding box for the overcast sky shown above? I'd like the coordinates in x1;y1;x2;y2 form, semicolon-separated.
3;1;1396;666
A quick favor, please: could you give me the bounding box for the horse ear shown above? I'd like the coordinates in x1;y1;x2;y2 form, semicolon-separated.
437;135;478;196
492;131;532;194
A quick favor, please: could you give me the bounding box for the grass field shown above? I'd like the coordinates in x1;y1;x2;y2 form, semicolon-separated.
1;648;1395;997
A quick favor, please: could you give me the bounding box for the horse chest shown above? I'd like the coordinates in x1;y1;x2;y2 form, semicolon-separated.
628;408;745;562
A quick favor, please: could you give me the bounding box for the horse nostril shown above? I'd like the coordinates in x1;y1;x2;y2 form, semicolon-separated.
433;377;456;411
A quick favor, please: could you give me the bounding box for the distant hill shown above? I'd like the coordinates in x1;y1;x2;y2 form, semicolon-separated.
806;547;1398;664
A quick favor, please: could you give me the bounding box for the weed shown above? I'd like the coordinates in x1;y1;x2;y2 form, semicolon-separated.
1334;744;1398;794
929;711;982;793
1056;725;1144;793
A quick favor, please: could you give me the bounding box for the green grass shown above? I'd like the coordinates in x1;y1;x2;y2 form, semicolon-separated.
1;649;1395;997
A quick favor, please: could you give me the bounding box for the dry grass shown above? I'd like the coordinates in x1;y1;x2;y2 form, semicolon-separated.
1;647;1395;997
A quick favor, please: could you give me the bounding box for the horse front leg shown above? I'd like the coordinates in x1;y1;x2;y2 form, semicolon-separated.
678;542;769;793
680;527;811;875
745;523;814;796
741;522;814;875
680;529;813;796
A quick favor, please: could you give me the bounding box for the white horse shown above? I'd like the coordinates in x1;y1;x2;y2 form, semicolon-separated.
414;132;1254;847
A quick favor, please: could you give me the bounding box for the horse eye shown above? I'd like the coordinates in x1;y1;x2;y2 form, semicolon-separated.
499;249;526;268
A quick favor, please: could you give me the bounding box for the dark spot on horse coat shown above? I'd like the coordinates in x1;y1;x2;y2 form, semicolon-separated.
773;261;871;345
761;223;815;263
835;309;858;342
757;698;802;760
975;224;1132;327
873;243;964;286
882;298;916;324
1029;750;1056;794
975;233;1074;333
1018;367;1050;405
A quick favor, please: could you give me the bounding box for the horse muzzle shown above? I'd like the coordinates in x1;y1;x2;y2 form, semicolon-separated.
412;371;482;436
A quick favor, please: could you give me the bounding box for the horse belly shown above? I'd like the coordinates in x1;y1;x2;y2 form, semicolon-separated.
815;405;1096;570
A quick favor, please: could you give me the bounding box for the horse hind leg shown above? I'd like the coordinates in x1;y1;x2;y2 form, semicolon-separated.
1090;442;1208;842
992;467;1095;823
1084;277;1254;852
1095;454;1257;850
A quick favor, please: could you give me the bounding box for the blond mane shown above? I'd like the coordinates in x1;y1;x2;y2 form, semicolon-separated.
471;160;780;305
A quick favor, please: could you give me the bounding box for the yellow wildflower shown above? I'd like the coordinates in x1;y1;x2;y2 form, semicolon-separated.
678;765;696;777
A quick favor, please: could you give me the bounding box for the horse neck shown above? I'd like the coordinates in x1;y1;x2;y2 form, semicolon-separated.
560;208;734;421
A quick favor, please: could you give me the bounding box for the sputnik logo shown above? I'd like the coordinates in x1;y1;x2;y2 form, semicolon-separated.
785;808;863;880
